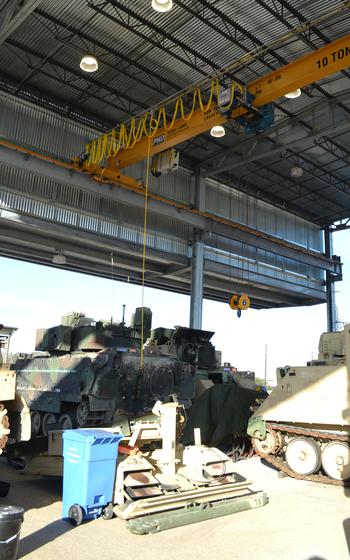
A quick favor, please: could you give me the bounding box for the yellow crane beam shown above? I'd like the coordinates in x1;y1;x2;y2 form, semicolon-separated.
79;33;350;181
248;32;350;106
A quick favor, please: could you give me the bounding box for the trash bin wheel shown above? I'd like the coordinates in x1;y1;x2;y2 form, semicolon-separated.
68;504;83;527
102;502;114;520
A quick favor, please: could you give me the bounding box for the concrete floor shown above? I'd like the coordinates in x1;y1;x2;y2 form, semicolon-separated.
1;456;350;560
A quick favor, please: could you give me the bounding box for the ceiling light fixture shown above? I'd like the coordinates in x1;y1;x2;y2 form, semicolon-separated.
284;88;301;99
52;252;67;265
290;166;303;178
210;125;225;138
152;0;173;12
80;55;98;73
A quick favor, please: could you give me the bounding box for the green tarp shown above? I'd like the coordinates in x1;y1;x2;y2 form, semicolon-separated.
182;383;265;447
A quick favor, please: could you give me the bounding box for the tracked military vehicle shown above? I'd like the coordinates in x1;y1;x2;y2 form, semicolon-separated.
248;324;350;484
12;308;196;438
146;326;218;371
0;325;31;454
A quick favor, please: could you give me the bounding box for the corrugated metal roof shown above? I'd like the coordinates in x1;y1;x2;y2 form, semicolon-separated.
0;0;349;224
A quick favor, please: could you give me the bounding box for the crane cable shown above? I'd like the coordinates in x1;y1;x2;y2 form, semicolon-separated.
140;134;152;369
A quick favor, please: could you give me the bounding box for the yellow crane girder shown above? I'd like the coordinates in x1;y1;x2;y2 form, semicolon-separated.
79;33;350;184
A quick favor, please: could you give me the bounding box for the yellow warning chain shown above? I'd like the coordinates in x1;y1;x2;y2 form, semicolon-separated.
85;78;244;166
140;135;152;369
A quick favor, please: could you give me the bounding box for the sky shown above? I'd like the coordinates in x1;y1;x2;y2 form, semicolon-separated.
1;229;349;385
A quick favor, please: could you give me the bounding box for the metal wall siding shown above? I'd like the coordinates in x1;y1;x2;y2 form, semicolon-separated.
207;176;323;252
0;186;189;257
0;90;323;250
0;177;324;293
0;90;325;293
211;233;322;283
205;247;323;292
0;93;97;160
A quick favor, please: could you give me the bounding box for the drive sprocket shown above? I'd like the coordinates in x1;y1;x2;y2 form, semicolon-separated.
252;428;282;455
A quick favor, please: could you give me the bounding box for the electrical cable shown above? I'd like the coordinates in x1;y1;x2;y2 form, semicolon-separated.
85;78;244;165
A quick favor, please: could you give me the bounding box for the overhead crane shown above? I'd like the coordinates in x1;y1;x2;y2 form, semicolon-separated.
0;29;348;284
74;33;350;188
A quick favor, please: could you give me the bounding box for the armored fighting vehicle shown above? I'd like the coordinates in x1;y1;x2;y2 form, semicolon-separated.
248;324;350;484
146;326;217;369
12;308;196;438
0;325;31;453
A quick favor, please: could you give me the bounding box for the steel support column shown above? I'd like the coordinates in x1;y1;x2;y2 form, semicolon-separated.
189;171;206;329
324;226;337;332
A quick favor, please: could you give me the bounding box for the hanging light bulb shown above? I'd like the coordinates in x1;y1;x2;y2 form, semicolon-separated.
80;55;98;73
284;88;301;99
152;0;173;12
290;166;303;178
52;252;66;265
210;125;225;138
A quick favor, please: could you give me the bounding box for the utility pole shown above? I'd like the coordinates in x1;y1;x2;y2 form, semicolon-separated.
264;344;267;385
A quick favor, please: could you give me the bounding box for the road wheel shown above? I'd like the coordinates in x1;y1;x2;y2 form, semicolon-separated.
42;412;57;436
285;437;321;475
76;401;89;427
31;411;42;435
321;442;350;480
58;414;77;431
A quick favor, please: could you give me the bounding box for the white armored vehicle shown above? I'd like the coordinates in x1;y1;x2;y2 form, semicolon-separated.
248;324;350;484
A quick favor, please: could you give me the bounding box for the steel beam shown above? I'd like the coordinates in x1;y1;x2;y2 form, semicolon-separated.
189;231;204;329
0;205;325;302
236;158;346;218
0;1;17;35
195;169;206;212
0;215;325;309
0;223;279;309
201;268;324;308
176;0;286;72
0;212;173;274
256;0;350;86
189;171;206;329
203;93;350;174
324;226;337;332
7;39;147;115
0;142;341;275
332;219;350;232
34;8;181;96
0;0;43;46
280;149;350;200
204;259;324;301
101;0;219;75
216;169;320;223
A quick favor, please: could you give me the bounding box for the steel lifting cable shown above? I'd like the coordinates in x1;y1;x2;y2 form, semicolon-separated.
140;134;152;369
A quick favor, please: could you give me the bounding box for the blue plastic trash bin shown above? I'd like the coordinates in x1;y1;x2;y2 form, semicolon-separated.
62;429;123;525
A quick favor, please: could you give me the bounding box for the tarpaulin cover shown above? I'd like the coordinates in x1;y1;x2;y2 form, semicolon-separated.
182;384;265;447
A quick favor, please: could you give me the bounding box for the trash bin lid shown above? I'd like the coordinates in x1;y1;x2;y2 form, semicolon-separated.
0;505;24;521
62;429;123;444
